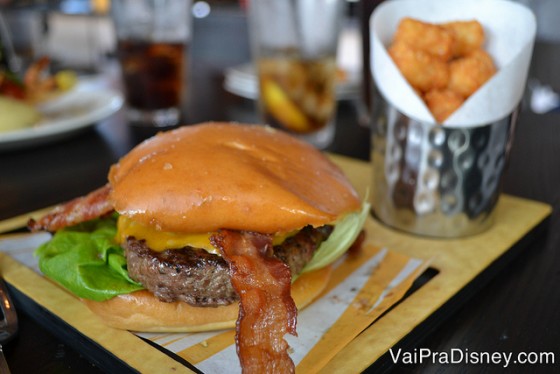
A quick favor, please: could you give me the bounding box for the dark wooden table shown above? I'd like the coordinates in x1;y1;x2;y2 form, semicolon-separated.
1;5;559;373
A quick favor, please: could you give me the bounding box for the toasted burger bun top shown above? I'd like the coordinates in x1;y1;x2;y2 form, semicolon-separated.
109;122;360;234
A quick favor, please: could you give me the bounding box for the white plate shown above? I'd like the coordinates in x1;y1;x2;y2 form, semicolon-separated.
223;63;361;101
0;78;124;152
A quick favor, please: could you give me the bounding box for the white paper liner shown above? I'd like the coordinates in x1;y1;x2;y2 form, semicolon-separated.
370;0;537;127
0;232;430;373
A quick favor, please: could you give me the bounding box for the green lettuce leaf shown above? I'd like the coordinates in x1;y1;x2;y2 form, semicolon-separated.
301;201;370;274
34;216;143;301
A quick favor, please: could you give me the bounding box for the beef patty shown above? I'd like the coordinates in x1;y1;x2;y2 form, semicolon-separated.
124;225;333;307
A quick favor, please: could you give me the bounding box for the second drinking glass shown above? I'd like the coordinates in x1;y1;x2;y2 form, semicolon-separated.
248;0;344;149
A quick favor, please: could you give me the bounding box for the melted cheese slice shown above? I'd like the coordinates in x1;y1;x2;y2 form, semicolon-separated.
117;216;295;254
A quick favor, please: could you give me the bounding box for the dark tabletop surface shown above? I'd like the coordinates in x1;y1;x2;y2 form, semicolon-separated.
1;4;560;373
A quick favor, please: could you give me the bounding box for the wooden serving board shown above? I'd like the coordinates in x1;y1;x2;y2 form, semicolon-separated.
324;155;551;372
0;155;551;373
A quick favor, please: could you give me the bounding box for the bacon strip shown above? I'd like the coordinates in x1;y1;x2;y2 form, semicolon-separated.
28;184;113;232
211;230;297;374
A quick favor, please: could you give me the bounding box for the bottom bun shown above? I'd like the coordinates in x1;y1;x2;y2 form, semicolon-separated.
83;265;333;332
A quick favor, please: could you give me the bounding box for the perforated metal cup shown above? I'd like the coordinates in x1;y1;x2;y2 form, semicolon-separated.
370;94;517;238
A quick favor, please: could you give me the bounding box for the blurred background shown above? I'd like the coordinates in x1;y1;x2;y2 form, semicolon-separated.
0;1;362;79
1;0;363;128
0;0;559;126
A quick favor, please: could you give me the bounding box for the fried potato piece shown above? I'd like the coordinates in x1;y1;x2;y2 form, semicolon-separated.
389;41;449;92
393;17;454;61
443;20;485;57
424;89;464;123
389;17;496;124
448;49;496;98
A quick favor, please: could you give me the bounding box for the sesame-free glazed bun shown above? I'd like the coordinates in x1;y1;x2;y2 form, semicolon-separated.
83;265;332;332
109;122;361;234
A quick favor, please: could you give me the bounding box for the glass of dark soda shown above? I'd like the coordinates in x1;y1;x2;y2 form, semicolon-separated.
111;0;191;127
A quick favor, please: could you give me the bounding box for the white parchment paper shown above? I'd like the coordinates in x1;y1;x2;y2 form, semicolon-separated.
370;0;537;127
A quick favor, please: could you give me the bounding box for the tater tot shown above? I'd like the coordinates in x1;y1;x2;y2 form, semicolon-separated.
389;17;497;123
394;17;454;61
424;89;465;123
389;41;449;93
448;49;496;98
443;20;485;57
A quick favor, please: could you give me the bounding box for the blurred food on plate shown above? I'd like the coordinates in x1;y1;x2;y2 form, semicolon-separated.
388;17;496;123
0;56;77;132
22;56;77;103
1;56;77;104
0;95;41;132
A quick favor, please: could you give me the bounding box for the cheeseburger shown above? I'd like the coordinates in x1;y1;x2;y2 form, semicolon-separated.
29;122;367;372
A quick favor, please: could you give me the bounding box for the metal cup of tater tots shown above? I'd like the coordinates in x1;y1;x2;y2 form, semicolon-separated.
368;0;536;237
